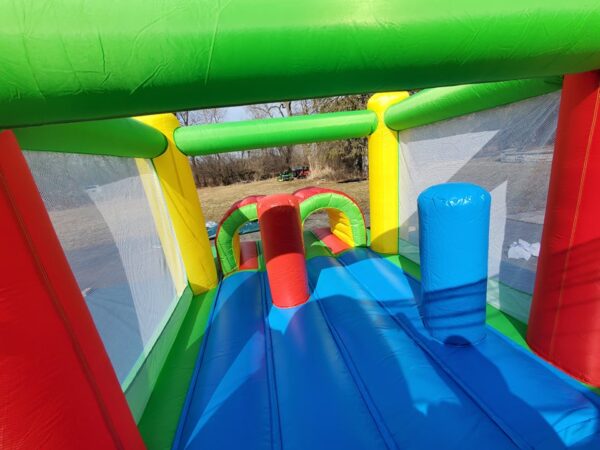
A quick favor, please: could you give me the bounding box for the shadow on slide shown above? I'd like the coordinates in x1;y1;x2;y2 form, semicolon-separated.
172;249;600;449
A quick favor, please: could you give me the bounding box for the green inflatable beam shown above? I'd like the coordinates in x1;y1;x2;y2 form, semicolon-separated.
174;110;377;156
2;1;600;127
216;203;259;275
14;118;167;158
385;77;563;131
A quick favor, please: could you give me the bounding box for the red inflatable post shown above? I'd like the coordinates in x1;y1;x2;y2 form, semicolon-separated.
527;71;600;386
258;194;310;308
0;131;144;449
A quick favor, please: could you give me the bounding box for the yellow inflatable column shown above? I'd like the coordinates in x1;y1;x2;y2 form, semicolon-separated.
135;158;188;294
135;114;218;294
367;92;409;254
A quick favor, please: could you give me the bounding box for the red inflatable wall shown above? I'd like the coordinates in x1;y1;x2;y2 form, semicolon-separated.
258;194;309;308
527;71;600;386
0;131;144;449
312;227;351;254
239;241;260;271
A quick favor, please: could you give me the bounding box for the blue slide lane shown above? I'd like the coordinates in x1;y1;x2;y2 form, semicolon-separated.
338;248;600;449
265;276;390;450
306;255;516;449
173;271;273;449
175;249;600;449
175;269;389;450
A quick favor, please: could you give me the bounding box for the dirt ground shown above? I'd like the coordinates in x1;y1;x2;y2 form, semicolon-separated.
197;178;369;224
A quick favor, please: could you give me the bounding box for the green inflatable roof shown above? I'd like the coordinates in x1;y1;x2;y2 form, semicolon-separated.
1;1;600;127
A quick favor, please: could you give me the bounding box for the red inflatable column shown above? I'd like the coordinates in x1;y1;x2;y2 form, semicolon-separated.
258;194;310;307
527;71;600;386
0;131;144;449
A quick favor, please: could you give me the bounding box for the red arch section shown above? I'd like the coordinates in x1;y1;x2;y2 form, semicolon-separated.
292;185;361;205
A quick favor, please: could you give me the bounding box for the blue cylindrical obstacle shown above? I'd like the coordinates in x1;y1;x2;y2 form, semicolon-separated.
418;182;490;345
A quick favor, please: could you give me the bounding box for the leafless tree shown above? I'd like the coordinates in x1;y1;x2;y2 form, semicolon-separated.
246;101;296;167
177;93;374;187
176;108;226;126
176;108;227;185
245;95;370;180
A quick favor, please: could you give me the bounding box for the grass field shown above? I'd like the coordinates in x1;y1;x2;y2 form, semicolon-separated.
197;178;369;224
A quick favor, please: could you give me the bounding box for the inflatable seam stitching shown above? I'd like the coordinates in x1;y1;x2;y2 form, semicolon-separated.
0;171;125;450
308;274;397;449
259;272;283;450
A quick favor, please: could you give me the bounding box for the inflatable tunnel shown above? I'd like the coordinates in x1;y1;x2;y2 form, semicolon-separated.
215;195;263;275
215;187;367;275
294;187;367;253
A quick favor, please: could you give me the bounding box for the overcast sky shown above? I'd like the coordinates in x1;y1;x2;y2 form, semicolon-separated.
222;106;251;122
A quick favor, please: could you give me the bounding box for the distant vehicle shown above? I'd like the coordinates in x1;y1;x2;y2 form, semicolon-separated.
277;169;293;182
84;184;101;193
277;166;310;181
292;166;310;179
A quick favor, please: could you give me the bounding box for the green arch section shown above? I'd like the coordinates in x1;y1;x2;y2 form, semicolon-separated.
299;193;367;247
216;203;258;275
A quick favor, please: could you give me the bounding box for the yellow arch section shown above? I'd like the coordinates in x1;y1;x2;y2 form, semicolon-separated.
327;209;354;247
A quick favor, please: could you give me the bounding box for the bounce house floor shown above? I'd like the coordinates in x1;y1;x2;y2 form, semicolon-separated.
173;237;600;449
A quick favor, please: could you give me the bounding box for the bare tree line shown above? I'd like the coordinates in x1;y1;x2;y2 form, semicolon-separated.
177;95;370;187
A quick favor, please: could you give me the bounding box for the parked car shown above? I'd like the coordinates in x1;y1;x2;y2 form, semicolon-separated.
277;169;294;181
277;166;310;181
292;166;310;179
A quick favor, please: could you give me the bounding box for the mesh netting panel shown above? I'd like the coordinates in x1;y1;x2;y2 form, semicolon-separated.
398;92;560;322
24;152;186;384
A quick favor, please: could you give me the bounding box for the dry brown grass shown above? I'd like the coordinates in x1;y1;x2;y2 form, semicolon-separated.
197;178;369;223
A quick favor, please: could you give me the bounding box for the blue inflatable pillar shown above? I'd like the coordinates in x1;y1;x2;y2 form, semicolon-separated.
418;183;490;345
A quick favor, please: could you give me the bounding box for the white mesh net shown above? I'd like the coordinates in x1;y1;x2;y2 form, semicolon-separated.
398;92;560;322
23;152;187;385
